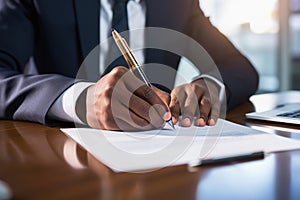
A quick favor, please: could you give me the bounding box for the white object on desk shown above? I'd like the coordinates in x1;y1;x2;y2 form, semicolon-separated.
246;103;300;125
0;180;12;200
61;119;300;172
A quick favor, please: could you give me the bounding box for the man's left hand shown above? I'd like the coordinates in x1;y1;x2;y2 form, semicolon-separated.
169;78;221;127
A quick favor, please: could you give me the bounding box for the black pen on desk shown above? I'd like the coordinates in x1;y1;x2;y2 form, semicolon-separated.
112;30;175;129
188;151;265;167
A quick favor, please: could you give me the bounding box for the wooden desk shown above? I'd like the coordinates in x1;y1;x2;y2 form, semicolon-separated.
1;91;300;200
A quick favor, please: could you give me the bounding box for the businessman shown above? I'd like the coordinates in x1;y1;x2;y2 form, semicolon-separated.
0;0;258;130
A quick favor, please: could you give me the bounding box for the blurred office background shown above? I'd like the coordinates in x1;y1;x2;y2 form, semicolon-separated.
199;0;300;93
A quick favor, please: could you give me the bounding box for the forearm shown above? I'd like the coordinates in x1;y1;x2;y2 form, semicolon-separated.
0;68;75;124
186;0;259;109
217;57;259;110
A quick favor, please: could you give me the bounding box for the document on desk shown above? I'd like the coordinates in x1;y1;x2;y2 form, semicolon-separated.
61;119;300;172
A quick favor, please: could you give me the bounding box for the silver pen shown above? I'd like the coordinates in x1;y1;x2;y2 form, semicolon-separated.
112;29;175;129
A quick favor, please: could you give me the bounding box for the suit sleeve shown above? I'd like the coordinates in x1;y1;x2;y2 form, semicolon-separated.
186;0;259;110
0;0;75;124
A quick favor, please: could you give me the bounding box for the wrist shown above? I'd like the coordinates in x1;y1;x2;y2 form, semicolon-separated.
192;75;225;102
75;87;89;124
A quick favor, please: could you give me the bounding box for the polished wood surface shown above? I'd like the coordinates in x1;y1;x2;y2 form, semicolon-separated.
1;91;300;200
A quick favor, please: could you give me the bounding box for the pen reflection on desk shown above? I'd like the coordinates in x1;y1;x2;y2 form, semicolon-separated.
112;29;175;129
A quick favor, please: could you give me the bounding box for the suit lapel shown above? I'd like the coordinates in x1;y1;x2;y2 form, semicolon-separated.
73;0;100;60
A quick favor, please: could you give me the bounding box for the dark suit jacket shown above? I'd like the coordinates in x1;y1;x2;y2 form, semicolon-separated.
0;0;258;124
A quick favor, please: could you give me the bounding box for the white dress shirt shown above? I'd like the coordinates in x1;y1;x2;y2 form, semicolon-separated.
48;0;225;124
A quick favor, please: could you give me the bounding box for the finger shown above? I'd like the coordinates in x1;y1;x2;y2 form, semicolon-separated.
114;117;156;131
195;94;212;127
170;88;186;125
152;86;172;122
191;81;206;100
135;85;171;121
169;94;180;125
128;93;166;129
120;109;156;130
107;101;158;131
208;98;221;126
197;79;221;126
107;69;166;129
113;109;156;131
121;73;171;121
181;89;198;127
110;82;164;129
152;87;171;109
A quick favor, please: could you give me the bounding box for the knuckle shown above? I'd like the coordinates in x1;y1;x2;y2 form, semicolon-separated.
103;86;114;97
182;110;193;118
201;96;211;106
170;95;180;106
170;95;178;103
103;97;112;109
96;108;105;120
170;89;179;97
192;82;206;91
110;66;126;78
191;84;198;91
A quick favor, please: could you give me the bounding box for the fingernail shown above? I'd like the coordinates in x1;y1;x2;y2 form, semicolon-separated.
163;112;171;121
182;118;191;126
209;119;216;126
196;118;205;126
172;116;177;124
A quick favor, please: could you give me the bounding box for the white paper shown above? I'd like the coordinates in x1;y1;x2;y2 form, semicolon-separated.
61;119;300;172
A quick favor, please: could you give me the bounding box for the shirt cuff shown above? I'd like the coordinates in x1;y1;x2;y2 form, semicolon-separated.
192;74;225;102
47;82;94;124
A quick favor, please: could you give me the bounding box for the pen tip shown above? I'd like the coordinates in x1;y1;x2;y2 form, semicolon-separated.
168;120;175;130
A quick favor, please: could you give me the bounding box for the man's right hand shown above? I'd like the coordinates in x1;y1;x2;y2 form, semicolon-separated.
85;66;171;131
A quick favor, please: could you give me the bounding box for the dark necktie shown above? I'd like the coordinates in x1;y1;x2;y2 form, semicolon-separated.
112;0;129;37
103;0;130;76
